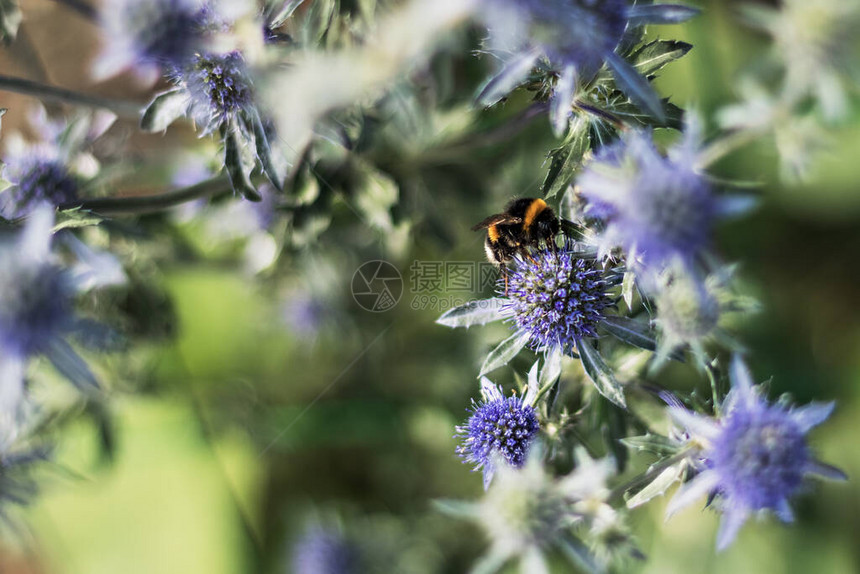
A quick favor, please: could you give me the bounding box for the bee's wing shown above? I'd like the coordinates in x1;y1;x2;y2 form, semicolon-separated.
471;213;523;231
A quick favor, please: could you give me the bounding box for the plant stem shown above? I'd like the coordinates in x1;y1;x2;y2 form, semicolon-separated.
49;0;98;21
0;74;141;118
60;175;233;216
697;129;762;169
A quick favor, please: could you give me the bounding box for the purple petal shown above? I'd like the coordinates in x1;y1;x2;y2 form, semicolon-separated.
716;508;748;551
667;406;720;441
626;5;700;26
775;500;795;523
805;460;848;482
790;401;835;432
729;354;757;409
666;469;720;518
550;65;576;137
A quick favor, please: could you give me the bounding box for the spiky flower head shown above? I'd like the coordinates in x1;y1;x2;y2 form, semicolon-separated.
578;126;715;279
94;0;214;80
177;50;255;132
1;106;115;219
473;447;626;570
0;207;125;414
745;0;860;120
457;378;540;489
491;0;628;74
0;209;71;359
292;524;359;574
1;158;80;219
478;0;699;132
503;245;615;355
667;355;846;550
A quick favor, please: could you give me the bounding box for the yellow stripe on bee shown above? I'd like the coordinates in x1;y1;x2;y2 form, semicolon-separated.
522;199;547;230
488;225;500;242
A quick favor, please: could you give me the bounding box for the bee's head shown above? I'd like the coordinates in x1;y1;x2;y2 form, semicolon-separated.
534;208;560;239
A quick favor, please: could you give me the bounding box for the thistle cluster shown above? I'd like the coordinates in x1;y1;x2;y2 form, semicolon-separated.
504;248;615;354
0;0;852;567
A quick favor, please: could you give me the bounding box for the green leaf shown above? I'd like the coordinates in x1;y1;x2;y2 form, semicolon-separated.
432;498;479;519
612;100;684;130
436;298;506;328
541;118;590;198
578;339;626;407
140;89;189;133
479;332;531;377
620;433;678;455
539;346;563;391
0;0;21;44
54;208;103;232
354;164;398;232
223;125;261;201
601;316;657;351
557;535;604;574
626;464;683;509
631;40;693;77
606;52;665;123
269;0;307;28
246;111;283;190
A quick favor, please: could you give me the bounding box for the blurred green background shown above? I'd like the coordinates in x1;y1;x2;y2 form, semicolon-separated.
2;1;860;573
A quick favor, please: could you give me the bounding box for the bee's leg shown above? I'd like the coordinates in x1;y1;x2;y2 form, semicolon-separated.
548;235;558;256
501;266;510;296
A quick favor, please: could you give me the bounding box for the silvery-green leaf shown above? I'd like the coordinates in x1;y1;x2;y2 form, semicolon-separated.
45;338;100;390
54;208;103;231
541;118;590;198
550;65;576;137
432;498;480;519
557;535;603;574
626;464;683;508
630;40;693;77
621;270;636;309
578;339;626;407
620;433;678;455
476;48;541;107
355;164;398;232
140;89;189;133
436;298;506;328
469;549;514;574
0;0;21;44
479;332;531;377
245;111;284;190
269;0;307;27
223;126;261;201
601;316;657;351
626;5;700;26
606;52;665;123
539;346;563;390
612;99;684;130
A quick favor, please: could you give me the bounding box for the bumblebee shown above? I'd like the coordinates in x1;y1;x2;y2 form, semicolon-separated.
472;197;561;292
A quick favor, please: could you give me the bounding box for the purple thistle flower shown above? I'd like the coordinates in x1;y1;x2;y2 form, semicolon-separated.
1;158;80;219
0;207;125;414
577;127;715;279
94;0;213;80
667;355;847;550
478;0;700;131
292;525;359;574
503;245;615;355
457;379;540;489
177;51;255;132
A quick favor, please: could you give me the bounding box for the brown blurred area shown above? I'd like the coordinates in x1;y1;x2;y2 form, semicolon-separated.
0;547;44;573
1;0;200;196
